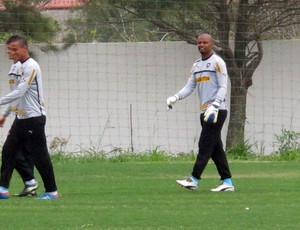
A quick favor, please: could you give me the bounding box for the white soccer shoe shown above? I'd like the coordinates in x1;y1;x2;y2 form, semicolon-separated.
176;177;198;190
211;182;234;192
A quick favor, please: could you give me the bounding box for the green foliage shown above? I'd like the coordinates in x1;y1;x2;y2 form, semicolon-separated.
65;0;208;43
49;147;196;163
273;129;300;160
64;0;300;44
108;148;196;163
225;130;300;161
262;149;300;161
0;0;60;44
274;129;300;152
65;4;156;43
226;140;254;160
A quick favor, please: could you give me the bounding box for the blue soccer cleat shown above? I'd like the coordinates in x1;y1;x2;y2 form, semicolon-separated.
0;186;9;199
35;192;59;200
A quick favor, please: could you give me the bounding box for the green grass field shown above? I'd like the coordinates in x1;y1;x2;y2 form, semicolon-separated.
1;159;300;230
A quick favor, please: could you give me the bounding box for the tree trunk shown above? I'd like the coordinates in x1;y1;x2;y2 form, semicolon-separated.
226;68;247;149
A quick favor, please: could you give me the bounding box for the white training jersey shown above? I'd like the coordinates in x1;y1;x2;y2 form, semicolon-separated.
0;58;46;119
2;61;22;117
175;53;228;111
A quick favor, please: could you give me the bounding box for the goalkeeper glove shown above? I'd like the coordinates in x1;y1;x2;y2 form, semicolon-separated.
166;95;179;110
204;102;220;123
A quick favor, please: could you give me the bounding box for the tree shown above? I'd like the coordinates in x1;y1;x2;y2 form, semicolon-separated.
0;0;60;45
67;0;300;148
64;0;167;43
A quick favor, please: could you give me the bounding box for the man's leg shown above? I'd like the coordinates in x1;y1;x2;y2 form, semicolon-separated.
209;110;234;192
210;110;232;180
24;116;57;193
210;143;234;192
15;148;35;183
176;112;226;190
211;138;232;180
14;148;38;197
0;120;22;198
191;111;227;179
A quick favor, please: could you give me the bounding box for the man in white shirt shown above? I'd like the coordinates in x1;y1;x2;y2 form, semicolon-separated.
0;35;59;199
167;33;234;192
0;50;38;197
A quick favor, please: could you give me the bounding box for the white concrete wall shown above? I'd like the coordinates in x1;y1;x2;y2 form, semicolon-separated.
0;41;299;154
246;40;300;153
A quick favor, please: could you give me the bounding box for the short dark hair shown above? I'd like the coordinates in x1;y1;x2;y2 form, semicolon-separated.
6;35;28;47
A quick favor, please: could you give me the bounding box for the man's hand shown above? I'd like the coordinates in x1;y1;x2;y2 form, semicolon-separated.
166;95;179;110
0;115;6;127
204;102;220;123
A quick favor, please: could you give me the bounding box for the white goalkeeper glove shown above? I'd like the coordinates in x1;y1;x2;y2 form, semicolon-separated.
166;95;179;110
204;102;220;123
